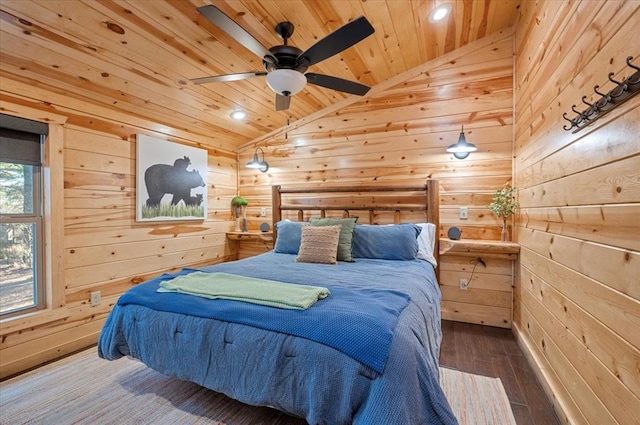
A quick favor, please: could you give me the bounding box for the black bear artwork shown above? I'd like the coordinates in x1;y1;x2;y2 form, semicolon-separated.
144;156;205;207
186;193;203;206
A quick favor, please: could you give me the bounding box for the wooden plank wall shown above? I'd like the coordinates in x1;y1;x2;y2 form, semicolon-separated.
239;28;515;232
237;30;516;324
513;1;640;424
0;89;237;378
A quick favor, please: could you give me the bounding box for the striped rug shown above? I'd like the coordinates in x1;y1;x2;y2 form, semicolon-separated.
0;347;516;425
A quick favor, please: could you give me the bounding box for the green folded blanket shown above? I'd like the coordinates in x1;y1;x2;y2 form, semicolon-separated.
157;272;330;310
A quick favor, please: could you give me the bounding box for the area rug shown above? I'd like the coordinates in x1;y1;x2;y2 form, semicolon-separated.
0;347;516;425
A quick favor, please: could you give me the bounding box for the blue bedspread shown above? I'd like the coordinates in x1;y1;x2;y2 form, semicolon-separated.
99;253;458;425
116;269;410;373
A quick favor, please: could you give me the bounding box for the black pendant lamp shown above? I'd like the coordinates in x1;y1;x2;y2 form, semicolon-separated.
446;126;478;159
246;147;269;172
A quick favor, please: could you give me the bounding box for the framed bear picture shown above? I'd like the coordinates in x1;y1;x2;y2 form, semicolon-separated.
136;134;207;222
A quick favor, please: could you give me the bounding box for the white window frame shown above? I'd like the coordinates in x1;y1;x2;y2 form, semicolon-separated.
0;111;67;332
0;161;45;317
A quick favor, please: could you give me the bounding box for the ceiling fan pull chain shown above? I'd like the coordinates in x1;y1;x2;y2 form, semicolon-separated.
285;115;290;139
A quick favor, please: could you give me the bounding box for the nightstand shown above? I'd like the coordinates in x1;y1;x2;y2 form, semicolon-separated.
226;231;274;241
226;231;274;260
439;238;520;328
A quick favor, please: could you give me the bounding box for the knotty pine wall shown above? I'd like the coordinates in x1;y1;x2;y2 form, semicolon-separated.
513;1;639;424
238;28;514;234
237;29;516;325
0;91;237;378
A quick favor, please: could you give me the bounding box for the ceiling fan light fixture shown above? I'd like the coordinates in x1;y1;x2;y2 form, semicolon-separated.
230;109;246;120
429;3;452;23
266;69;307;96
446;126;478;159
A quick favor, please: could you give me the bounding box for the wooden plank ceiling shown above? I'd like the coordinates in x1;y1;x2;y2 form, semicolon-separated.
0;0;519;150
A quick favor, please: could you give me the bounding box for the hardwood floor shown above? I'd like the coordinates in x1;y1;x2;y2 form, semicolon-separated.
440;320;561;425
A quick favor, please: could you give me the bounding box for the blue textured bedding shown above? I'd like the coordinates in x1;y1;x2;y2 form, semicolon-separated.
114;268;410;373
99;252;458;425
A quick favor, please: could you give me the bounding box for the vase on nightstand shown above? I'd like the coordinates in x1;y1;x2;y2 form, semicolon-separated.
501;219;508;242
241;205;248;232
235;206;242;232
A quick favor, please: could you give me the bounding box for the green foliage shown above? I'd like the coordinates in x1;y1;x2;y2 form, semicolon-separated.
141;203;204;219
231;196;248;206
489;184;518;220
1;163;35;263
0;223;33;264
0;162;29;214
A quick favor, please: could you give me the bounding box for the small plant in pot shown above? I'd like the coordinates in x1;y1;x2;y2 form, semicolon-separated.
489;184;517;241
231;196;248;232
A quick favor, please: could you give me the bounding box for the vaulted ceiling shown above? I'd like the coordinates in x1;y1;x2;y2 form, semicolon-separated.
0;0;520;151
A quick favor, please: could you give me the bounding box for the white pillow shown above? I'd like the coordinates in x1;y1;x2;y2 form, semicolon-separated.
415;223;437;268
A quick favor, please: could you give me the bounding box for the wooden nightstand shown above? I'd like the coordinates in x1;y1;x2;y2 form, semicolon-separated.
439;238;520;328
226;231;274;260
226;231;273;242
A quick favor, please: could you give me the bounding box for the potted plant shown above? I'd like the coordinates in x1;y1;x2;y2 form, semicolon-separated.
231;196;248;232
489;184;518;241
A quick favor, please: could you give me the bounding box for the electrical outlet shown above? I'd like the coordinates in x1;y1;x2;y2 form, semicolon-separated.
260;207;267;217
90;291;101;306
459;207;468;220
459;279;469;290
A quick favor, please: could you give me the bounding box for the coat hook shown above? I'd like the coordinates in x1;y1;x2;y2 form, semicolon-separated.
581;96;594;107
582;96;598;117
571;105;585;119
593;85;608;97
608;72;623;85
562;112;575;131
626;56;640;85
594;85;611;108
608;72;628;98
562;55;638;134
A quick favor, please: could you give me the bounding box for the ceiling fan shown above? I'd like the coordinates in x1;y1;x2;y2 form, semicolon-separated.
191;5;375;111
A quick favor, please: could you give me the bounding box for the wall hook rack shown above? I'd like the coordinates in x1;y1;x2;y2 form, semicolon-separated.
562;56;640;133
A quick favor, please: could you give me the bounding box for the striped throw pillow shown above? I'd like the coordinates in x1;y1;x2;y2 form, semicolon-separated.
295;225;341;264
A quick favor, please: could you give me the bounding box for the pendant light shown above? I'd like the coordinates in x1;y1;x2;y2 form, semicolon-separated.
246;147;269;172
446;126;478;159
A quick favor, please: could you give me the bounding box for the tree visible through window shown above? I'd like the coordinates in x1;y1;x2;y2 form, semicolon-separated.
0;116;47;317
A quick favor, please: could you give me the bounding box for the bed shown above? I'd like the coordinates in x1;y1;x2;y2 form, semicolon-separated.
98;180;459;425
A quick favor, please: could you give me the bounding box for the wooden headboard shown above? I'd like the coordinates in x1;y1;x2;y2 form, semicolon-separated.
271;179;440;274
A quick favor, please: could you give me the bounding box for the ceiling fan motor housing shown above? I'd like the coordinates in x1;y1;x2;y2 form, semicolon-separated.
264;45;308;73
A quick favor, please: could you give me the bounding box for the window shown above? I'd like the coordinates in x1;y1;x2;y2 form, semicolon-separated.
0;115;48;318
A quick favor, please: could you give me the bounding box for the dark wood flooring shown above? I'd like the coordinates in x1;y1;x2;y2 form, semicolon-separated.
440;320;561;425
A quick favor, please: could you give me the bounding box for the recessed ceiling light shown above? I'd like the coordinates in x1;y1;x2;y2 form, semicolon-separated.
428;3;452;23
230;109;246;120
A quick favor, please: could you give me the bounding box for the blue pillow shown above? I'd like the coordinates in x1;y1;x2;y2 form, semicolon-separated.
352;224;421;260
273;220;309;254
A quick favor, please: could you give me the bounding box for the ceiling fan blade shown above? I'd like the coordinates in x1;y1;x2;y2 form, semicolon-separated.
298;16;374;67
191;72;267;85
275;94;291;111
306;73;371;96
197;5;276;65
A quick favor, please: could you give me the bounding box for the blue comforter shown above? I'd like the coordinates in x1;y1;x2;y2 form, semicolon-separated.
99;253;458;425
113;268;409;373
